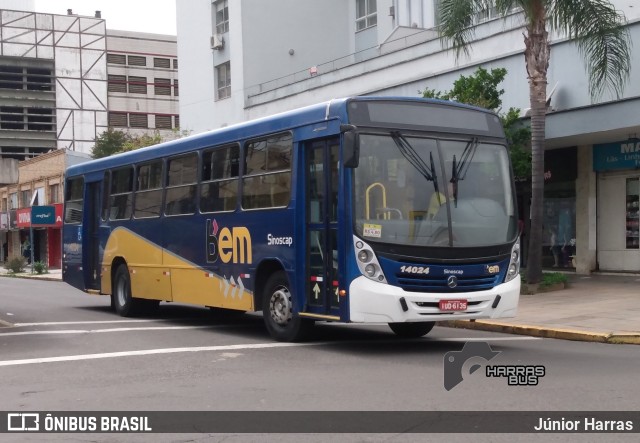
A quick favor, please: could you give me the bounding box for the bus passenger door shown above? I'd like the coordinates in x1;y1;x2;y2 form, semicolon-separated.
305;138;340;317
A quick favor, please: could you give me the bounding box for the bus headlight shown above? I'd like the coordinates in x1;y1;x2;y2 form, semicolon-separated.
353;236;387;284
505;237;521;282
358;250;371;263
364;264;376;277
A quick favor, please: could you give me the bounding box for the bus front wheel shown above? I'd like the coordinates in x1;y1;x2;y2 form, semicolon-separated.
262;271;313;342
388;321;435;338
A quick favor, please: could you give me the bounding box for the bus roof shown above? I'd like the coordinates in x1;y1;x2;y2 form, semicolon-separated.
66;96;496;178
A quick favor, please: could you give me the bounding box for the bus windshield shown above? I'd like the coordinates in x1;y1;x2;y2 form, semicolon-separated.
353;133;517;247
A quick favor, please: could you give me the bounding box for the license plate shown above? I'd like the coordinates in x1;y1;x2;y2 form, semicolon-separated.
439;299;468;311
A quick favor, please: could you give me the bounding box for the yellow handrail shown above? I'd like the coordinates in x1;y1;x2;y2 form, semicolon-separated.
365;182;387;220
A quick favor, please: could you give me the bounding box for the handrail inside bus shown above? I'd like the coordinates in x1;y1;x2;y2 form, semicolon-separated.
365;182;388;220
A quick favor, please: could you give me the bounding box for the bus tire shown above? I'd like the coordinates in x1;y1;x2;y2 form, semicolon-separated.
262;271;313;342
113;265;143;317
388;321;435;338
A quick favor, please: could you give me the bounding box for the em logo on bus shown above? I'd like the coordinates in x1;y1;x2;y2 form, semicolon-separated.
206;219;252;264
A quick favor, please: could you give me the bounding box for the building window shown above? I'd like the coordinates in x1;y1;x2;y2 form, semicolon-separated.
128;76;147;94
128;55;147;66
356;0;377;31
1;197;6;211
107;53;126;64
129;113;148;128
49;183;60;204
9;193;18;209
173;59;179;69
0;106;23;129
21;190;31;208
214;0;229;34
0;66;22;90
154;78;171;96
155;114;172;129
153;57;171;68
108;112;128;127
27;108;54;131
216;62;231;100
108;75;127;93
173;79;179;96
174;115;180;129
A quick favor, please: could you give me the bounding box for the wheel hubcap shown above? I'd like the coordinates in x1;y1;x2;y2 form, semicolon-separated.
269;286;292;326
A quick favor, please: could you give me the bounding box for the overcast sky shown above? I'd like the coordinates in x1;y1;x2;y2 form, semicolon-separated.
34;0;177;35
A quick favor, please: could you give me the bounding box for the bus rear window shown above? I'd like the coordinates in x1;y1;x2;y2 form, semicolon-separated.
64;177;84;224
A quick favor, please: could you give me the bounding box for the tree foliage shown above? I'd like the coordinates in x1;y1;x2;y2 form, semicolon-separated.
421;67;531;180
91;129;130;159
436;0;631;285
91;129;188;159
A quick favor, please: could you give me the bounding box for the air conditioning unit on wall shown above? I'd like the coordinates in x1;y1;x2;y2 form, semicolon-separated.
211;34;224;50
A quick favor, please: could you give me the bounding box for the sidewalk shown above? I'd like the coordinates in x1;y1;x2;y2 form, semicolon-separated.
1;267;638;344
0;266;62;282
442;273;640;345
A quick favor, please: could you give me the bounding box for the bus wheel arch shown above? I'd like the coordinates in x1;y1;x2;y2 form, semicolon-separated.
257;264;313;342
253;259;286;313
110;259;158;316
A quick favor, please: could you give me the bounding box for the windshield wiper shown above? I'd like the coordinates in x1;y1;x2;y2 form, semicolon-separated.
450;137;479;201
391;131;442;202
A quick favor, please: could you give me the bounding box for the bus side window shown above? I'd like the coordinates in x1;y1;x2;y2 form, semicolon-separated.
166;153;198;216
109;167;133;220
242;133;292;210
200;145;239;213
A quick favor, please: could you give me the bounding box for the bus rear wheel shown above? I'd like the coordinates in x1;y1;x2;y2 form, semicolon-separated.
112;264;151;317
388;322;435;338
262;271;313;342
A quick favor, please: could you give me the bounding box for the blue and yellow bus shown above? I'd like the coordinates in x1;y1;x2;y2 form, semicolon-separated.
63;97;520;341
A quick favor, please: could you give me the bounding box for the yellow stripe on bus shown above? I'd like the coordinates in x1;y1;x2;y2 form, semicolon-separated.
101;227;253;311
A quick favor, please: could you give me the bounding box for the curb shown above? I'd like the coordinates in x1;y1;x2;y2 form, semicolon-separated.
439;320;640;345
0;274;62;282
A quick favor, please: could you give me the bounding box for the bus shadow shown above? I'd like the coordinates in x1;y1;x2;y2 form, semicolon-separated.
74;304;519;355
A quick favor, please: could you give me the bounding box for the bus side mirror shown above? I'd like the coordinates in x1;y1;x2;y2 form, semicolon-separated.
343;130;359;168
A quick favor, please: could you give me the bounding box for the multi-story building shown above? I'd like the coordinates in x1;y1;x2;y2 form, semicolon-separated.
0;4;179;265
106;29;180;137
176;0;640;274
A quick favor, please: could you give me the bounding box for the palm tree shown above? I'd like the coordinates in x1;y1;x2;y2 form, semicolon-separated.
437;0;631;285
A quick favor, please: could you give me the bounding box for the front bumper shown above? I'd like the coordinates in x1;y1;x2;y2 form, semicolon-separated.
348;275;520;323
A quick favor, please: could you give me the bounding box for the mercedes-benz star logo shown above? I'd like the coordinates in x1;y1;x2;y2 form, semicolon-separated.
447;275;458;288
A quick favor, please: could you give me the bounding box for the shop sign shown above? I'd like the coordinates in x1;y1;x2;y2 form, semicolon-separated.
0;212;8;230
32;205;56;226
593;140;640;172
54;203;63;227
16;208;31;228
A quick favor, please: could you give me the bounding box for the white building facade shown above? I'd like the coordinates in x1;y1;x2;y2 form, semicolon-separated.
176;0;640;274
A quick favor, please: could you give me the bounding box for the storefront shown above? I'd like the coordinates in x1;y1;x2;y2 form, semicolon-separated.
0;212;8;262
594;139;640;272
14;205;63;267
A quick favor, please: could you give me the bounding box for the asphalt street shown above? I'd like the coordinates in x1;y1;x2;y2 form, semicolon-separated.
1;278;639;442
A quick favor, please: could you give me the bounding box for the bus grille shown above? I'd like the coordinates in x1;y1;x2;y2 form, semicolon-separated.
396;274;500;293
